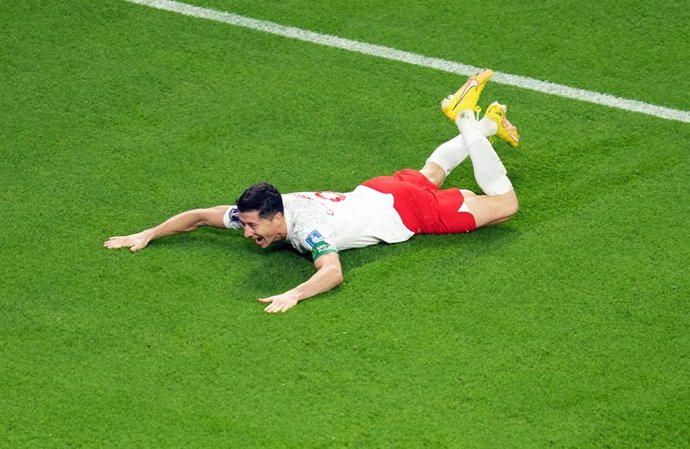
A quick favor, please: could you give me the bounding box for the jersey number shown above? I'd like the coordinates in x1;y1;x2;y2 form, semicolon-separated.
316;191;346;202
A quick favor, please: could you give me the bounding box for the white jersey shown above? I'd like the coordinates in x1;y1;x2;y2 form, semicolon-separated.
223;186;413;260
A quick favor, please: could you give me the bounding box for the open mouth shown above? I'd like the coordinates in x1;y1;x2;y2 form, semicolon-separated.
255;236;265;245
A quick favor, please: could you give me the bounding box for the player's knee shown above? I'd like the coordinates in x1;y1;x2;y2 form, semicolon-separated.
501;191;519;220
465;191;518;228
419;162;446;188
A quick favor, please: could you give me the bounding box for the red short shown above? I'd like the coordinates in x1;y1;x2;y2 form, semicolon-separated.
362;169;476;234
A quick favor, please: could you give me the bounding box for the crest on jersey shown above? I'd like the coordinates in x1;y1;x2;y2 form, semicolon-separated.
305;229;336;260
306;230;325;248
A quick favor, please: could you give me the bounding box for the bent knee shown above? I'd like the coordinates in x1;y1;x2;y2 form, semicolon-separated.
502;192;519;219
490;191;519;225
465;191;518;228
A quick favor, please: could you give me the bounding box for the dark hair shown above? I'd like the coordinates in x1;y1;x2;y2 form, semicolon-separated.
237;183;284;219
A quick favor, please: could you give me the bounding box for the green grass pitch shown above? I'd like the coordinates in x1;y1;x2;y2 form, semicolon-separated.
1;1;688;447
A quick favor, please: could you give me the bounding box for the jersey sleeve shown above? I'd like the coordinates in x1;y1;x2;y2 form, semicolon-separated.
292;221;338;261
222;206;242;230
303;229;338;261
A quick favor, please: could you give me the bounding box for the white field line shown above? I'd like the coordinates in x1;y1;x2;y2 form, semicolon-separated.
126;0;689;123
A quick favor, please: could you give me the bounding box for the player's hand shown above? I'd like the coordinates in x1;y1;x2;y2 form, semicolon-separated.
103;231;152;252
258;292;300;313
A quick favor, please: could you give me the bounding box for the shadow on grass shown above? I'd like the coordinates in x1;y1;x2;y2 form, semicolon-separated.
338;223;521;272
142;223;521;300
148;227;314;294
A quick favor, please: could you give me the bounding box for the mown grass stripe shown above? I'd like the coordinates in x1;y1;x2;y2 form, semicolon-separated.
125;0;690;123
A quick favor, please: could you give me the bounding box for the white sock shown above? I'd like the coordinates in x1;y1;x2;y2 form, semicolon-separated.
426;118;497;176
479;115;498;137
455;110;513;196
426;134;469;176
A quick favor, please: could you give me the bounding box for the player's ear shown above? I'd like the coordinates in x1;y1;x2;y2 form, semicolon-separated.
272;211;284;224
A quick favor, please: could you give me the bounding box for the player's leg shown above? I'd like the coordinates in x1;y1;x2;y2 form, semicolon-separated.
437;69;518;227
455;114;518;226
460;189;477;198
456;111;513;196
455;112;519;226
421;71;517;188
420;135;466;187
463;190;518;227
420;110;517;188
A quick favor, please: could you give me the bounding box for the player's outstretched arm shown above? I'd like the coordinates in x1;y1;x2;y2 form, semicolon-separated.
103;206;231;252
259;252;343;313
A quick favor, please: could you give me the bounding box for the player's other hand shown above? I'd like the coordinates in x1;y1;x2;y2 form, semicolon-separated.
103;231;151;252
258;292;300;313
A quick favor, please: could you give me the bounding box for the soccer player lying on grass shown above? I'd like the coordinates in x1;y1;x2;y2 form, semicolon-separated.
104;69;520;313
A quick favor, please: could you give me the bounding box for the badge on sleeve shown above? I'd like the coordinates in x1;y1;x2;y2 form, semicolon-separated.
224;206;242;230
230;207;240;223
305;230;337;260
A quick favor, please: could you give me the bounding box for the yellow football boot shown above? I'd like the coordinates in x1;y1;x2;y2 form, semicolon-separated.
441;69;494;121
484;101;520;148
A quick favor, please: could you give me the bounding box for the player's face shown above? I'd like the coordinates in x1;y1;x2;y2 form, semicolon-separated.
238;211;285;248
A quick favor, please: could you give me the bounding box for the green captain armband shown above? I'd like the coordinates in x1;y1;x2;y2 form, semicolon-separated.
311;240;337;261
305;229;337;261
